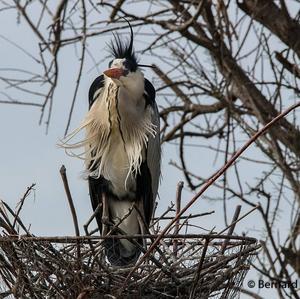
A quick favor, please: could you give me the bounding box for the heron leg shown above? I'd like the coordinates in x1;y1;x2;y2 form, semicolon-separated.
101;193;109;236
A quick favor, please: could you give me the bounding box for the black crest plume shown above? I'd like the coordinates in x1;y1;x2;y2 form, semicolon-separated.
109;18;137;70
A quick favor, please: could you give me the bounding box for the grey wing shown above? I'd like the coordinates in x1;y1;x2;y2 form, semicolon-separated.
135;103;160;226
147;102;161;210
137;78;160;225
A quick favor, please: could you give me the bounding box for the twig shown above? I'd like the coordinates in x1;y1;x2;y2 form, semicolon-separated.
64;0;87;136
173;181;183;256
59;165;81;259
12;183;35;230
154;211;215;221
189;237;209;299
220;205;241;254
0;234;257;243
120;102;300;292
275;51;300;79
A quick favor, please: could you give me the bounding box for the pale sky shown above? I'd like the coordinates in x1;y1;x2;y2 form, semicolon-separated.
0;3;299;298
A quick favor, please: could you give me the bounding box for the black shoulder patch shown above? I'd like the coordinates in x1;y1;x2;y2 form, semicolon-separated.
88;75;105;109
144;78;156;108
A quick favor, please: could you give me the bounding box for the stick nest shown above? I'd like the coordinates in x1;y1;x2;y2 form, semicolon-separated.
0;199;259;299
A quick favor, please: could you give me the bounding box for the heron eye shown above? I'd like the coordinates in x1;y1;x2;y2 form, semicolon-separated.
123;59;136;72
123;60;130;70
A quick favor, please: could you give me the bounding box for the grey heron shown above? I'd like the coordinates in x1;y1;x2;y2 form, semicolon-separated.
63;20;160;266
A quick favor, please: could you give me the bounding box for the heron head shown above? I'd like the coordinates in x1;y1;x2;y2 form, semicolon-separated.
104;19;140;85
103;57;138;81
